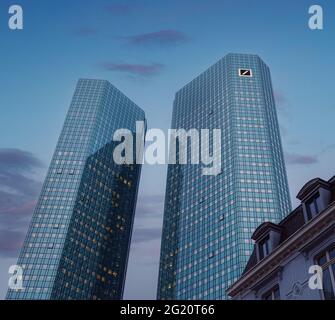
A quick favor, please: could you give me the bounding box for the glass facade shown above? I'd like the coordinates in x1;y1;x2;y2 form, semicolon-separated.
158;53;291;300
6;79;145;300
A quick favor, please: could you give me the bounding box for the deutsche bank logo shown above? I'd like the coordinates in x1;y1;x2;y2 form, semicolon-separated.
238;69;253;77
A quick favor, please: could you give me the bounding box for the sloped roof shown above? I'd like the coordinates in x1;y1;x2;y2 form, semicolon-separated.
296;178;330;200
243;175;335;275
243;205;305;274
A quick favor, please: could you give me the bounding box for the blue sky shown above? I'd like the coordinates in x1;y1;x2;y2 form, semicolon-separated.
0;0;335;299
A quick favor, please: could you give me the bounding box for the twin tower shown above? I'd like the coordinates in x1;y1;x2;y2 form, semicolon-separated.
7;54;291;300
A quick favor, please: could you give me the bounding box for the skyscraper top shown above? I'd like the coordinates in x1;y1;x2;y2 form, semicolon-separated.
176;53;267;96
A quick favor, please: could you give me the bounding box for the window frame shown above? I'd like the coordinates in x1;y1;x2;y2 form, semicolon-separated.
262;285;280;300
259;235;270;260
306;192;321;220
315;245;335;300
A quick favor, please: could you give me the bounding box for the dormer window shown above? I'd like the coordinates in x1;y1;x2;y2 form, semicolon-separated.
259;235;270;260
297;177;332;223
306;192;322;220
252;222;283;262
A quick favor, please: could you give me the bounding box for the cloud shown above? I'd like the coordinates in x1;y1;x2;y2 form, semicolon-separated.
132;227;162;244
0;172;42;198
0;230;26;258
100;62;164;76
131;194;164;245
135;194;165;218
0;148;43;258
0;148;43;172
285;152;318;165
121;29;189;47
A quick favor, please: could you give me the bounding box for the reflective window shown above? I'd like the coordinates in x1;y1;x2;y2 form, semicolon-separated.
316;246;335;300
306;193;322;220
259;236;270;260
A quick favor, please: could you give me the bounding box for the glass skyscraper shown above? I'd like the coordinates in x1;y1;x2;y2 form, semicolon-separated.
6;79;145;300
158;53;291;300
